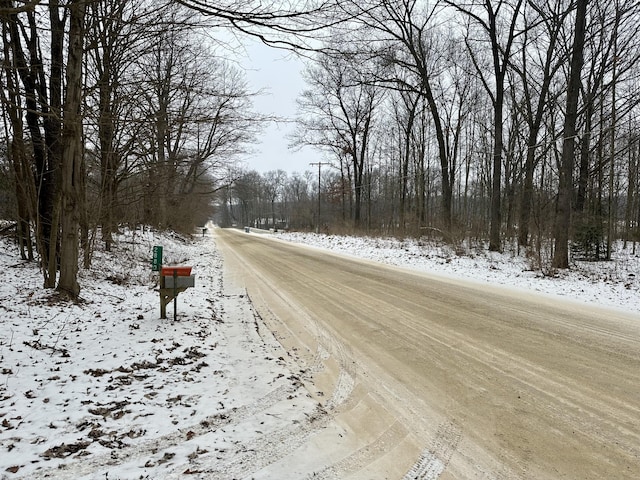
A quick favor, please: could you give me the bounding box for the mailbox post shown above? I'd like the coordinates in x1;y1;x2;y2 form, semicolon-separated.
159;266;195;320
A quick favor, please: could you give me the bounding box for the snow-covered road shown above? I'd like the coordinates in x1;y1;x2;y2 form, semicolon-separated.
217;227;640;479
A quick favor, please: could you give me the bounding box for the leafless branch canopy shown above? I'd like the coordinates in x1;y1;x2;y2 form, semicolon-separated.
176;0;349;51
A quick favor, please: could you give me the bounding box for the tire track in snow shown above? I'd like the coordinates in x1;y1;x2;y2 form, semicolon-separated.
315;326;358;411
247;282;358;413
307;421;409;479
402;420;462;480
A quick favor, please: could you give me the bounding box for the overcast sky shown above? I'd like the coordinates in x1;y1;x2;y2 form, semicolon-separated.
240;40;326;174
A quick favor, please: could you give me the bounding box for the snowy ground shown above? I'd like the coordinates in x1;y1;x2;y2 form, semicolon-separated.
0;227;321;480
1;226;638;479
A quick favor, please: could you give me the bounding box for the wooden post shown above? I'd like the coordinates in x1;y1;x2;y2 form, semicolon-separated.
160;273;167;319
173;269;177;322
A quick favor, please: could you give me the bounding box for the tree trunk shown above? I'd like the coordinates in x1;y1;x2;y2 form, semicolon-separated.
519;137;536;248
606;32;618;261
99;77;116;251
45;1;65;288
576;97;594;213
553;0;588;269
353;154;363;226
57;0;86;298
489;86;504;252
421;82;452;232
517;6;564;248
452;0;524;251
0;31;36;260
623;129;637;248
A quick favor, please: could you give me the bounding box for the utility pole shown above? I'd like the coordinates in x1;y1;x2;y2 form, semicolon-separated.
310;162;330;234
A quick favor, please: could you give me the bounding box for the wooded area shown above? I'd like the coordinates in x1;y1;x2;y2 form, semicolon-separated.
1;0;639;297
0;0;267;296
225;0;640;267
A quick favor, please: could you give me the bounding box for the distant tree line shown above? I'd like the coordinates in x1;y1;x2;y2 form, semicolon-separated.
224;0;640;271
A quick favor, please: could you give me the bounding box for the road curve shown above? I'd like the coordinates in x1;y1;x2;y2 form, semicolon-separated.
215;227;640;479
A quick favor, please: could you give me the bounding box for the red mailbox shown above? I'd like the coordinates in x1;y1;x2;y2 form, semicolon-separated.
159;266;195;319
161;266;192;277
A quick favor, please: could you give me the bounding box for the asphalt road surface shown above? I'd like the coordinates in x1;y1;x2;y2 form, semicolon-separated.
215;228;640;479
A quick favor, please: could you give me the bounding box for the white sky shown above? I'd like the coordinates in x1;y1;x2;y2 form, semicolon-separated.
240;40;326;174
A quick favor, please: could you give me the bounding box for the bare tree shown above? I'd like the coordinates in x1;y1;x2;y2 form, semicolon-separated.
571;0;640;260
263;169;287;229
447;0;525;251
283;171;314;229
295;52;380;226
232;169;263;227
85;0;163;251
0;20;36;260
340;0;458;232
0;1;69;287
512;0;570;248
552;0;588;269
127;7;259;231
390;88;420;230
58;0;86;298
